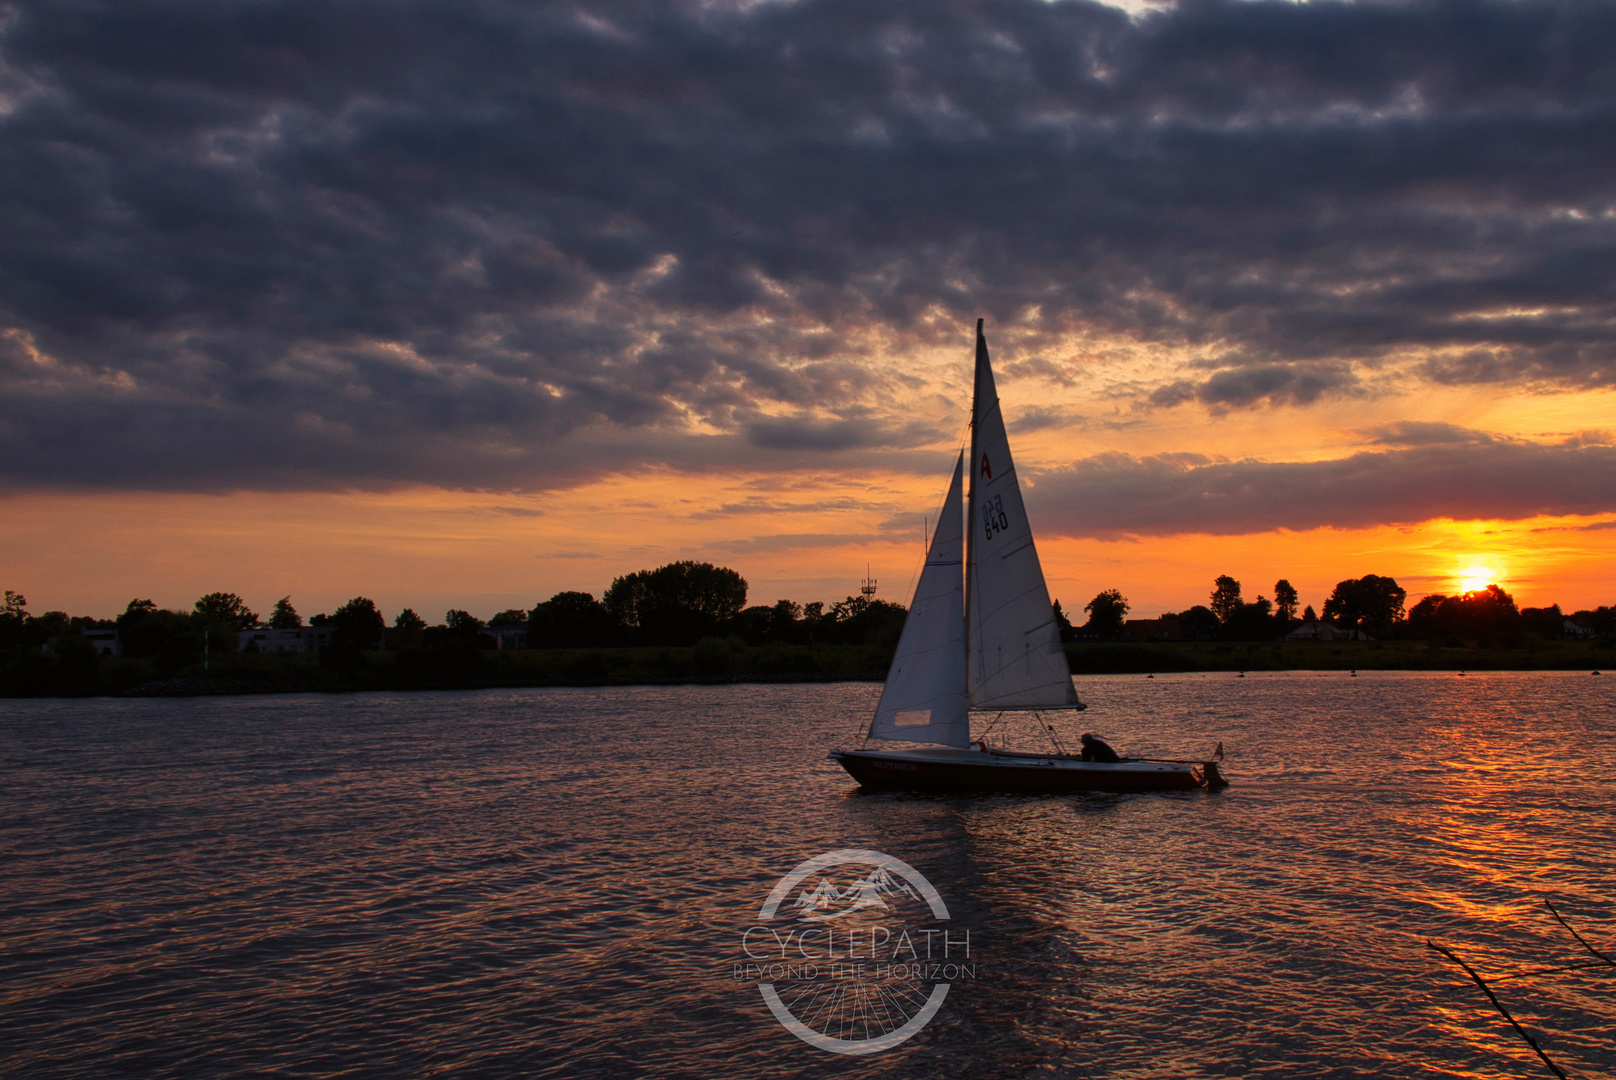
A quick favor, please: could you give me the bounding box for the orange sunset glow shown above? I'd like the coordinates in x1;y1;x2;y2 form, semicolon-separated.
3;0;1615;626
6;328;1616;620
7;4;1616;1078
6;331;1616;620
1454;561;1504;595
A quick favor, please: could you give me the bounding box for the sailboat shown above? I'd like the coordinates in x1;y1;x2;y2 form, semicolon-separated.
829;320;1228;794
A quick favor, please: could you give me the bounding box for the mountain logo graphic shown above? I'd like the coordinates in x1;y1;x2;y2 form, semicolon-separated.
792;866;920;921
746;848;958;1055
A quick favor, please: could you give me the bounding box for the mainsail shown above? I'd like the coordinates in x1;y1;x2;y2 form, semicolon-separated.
867;452;969;748
965;320;1080;710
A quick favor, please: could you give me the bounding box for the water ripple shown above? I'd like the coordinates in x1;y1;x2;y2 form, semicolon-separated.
1;673;1613;1078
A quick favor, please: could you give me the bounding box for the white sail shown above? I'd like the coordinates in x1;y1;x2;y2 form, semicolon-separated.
867;453;969;748
966;320;1079;710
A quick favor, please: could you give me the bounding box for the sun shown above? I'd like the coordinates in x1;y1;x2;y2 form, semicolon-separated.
1455;561;1502;594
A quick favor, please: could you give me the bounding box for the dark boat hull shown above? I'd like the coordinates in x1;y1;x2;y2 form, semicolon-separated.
831;747;1218;794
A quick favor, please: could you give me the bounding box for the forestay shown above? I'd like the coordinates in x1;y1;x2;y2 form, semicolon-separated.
868;453;969;748
965;321;1080;710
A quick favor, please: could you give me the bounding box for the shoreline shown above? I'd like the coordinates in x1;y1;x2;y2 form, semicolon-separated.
2;639;1609;698
1062;640;1612;674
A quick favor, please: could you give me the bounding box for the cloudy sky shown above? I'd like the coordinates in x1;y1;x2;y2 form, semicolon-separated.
4;0;1616;621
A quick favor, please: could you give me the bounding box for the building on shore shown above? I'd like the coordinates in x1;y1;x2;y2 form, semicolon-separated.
1284;621;1373;642
238;626;335;653
487;625;528;649
44;628;121;656
1118;617;1181;642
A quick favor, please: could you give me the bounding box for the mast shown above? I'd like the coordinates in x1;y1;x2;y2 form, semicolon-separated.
965;318;983;666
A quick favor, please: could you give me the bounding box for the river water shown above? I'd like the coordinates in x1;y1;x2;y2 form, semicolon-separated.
2;671;1613;1079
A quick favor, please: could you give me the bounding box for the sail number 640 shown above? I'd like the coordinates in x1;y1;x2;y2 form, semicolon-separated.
982;494;1009;540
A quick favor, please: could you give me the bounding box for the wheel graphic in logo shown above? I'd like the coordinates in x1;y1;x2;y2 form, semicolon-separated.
739;849;970;1055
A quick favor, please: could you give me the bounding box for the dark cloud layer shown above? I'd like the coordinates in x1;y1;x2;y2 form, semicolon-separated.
4;0;1616;493
1028;433;1616;538
1149;362;1360;410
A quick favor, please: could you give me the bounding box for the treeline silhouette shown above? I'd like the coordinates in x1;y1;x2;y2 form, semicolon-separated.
0;562;910;695
522;562;905;648
1067;574;1615;644
6;563;1613;696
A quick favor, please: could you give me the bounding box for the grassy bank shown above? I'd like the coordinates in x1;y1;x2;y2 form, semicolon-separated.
1;638;895;697
5;636;1612;697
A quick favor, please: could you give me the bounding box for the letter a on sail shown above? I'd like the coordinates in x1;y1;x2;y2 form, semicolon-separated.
965;320;1079;710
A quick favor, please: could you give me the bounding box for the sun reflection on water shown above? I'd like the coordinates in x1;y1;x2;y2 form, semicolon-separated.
0;673;1612;1078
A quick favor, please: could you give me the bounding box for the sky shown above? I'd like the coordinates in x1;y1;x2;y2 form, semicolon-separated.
4;0;1616;624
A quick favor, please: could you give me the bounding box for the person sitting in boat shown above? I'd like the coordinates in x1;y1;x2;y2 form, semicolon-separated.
1079;733;1121;763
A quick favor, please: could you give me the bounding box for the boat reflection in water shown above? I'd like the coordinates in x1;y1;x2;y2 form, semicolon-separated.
3;675;1613;1077
832;320;1225;794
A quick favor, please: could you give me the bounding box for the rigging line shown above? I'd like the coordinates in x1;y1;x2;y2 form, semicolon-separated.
975;711;1008;743
1426;940;1569;1080
849;706;871;748
1036;710;1069;756
1546;899;1616;965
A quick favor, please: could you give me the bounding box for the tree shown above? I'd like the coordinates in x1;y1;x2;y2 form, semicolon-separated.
269;597;302;629
114;601;198;669
431;609;496;651
1051;600;1075;642
829;593;870;624
527;591;614;648
800;601;826;642
603;561;749;645
488;608;529;628
603;573;650;629
195;592;259;630
1322;575;1407;634
1225;596;1277;641
0;590;29;650
1209;576;1243;625
330;597;385;648
1082;589;1129;639
769;599;803;640
395;608;426;631
1274;580;1299;623
1520;604;1565;638
819;596;907;646
1407;585;1520;641
734;599;805;645
1175;605;1220;640
445;609;485;635
1569;605;1614;633
1302;604;1317;623
33;610;71;639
